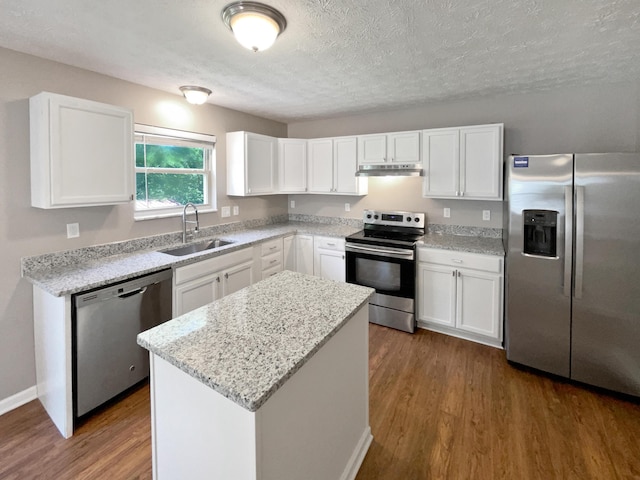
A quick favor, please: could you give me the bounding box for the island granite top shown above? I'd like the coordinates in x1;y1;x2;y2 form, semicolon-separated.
137;270;374;412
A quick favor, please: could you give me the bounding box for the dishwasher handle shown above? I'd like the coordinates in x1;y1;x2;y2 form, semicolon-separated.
117;286;148;299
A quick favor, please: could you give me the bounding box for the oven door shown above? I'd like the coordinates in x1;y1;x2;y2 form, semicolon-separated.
345;243;415;298
345;243;416;332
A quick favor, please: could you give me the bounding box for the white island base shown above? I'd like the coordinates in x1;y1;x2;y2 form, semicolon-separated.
149;306;372;480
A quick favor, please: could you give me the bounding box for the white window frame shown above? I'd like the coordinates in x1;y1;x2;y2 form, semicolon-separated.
134;124;216;220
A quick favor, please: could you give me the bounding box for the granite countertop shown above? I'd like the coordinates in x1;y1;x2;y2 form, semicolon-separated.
22;216;504;297
137;270;374;412
23;222;360;297
418;233;504;256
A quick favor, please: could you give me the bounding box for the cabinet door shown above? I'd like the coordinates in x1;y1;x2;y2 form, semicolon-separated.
333;136;363;195
246;133;276;195
314;249;345;282
422;128;460;198
456;269;502;339
174;273;221;317
387;131;420;163
417;263;456;327
222;260;254;296
30;92;133;208
307;139;334;193
357;134;387;164
283;235;295;271
278;139;307;193
296;234;314;275
459;125;502;199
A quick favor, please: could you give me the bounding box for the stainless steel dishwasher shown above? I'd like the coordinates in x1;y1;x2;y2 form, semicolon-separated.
73;269;172;418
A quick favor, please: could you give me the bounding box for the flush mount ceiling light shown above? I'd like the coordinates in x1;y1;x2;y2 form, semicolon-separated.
179;86;212;105
222;1;287;52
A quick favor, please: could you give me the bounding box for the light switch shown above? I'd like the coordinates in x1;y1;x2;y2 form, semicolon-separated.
443;208;451;218
345;203;350;212
67;223;79;238
290;200;295;209
221;206;231;218
233;206;239;216
483;210;491;221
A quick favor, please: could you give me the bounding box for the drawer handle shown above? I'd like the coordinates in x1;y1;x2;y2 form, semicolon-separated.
269;259;278;265
326;242;336;246
451;259;463;264
269;245;277;250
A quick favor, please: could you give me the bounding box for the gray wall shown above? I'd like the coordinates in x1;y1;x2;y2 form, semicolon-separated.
288;81;640;227
0;47;287;402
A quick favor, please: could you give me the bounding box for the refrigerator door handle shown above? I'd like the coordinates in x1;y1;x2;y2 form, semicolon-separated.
575;186;585;298
563;186;573;297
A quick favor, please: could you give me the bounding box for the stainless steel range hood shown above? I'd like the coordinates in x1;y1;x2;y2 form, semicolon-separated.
355;163;424;177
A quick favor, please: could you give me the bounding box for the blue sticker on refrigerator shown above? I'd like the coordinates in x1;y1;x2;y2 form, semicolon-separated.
514;156;529;167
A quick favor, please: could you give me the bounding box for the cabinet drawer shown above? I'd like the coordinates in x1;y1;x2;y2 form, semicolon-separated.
418;248;502;273
261;238;283;256
314;236;345;251
262;264;282;280
174;247;253;285
261;251;283;271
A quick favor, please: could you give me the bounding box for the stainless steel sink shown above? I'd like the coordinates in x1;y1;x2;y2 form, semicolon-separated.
161;239;234;256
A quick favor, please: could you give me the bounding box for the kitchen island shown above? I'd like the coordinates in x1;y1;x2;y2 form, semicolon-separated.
137;270;374;480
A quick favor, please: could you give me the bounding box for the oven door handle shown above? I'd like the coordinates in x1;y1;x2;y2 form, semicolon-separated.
345;243;414;259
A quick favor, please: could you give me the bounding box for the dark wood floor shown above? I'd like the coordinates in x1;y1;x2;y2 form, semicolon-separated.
1;326;639;479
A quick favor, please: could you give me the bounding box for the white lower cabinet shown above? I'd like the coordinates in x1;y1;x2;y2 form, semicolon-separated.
173;247;254;317
417;247;503;347
258;238;284;280
283;234;315;275
314;236;345;282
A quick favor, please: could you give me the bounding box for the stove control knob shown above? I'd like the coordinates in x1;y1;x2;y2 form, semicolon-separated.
374;215;379;220
414;217;420;222
406;216;411;222
366;214;372;219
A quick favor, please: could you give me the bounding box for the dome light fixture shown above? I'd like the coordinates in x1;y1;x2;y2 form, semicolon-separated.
179;86;212;105
222;1;287;52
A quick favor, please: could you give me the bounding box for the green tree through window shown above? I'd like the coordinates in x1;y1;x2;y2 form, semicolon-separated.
134;125;215;215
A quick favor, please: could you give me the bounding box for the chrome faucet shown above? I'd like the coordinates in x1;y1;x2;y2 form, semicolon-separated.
182;203;199;243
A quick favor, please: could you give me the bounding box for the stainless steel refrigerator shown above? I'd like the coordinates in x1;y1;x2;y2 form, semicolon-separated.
504;153;640;397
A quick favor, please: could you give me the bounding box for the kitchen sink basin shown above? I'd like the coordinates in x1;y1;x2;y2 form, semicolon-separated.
161;239;234;256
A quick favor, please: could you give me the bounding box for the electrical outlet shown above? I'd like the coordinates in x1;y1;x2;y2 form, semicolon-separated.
233;206;239;216
443;208;451;218
66;223;79;238
290;200;295;209
345;203;350;212
221;206;231;218
482;210;491;221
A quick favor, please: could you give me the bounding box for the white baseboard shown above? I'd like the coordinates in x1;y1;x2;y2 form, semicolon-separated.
341;426;373;480
0;386;37;416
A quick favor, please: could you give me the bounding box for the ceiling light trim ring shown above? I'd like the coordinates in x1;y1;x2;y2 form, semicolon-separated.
222;1;287;34
179;85;212;105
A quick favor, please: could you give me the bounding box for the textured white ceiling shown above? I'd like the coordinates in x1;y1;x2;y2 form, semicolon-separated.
1;0;639;122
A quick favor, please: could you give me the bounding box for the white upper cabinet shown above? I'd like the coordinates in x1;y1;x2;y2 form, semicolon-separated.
278;138;307;193
227;131;277;196
308;137;367;195
357;130;421;165
459;125;503;199
422;123;503;200
307;138;334;193
357;134;387;164
30;92;133;209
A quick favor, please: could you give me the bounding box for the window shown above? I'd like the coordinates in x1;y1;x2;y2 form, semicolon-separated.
134;124;216;219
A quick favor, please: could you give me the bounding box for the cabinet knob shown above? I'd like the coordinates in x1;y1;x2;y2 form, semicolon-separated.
457;271;461;277
452;271;456;277
224;273;229;279
216;276;221;282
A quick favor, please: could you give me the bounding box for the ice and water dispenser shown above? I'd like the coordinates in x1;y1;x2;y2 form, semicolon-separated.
523;210;557;257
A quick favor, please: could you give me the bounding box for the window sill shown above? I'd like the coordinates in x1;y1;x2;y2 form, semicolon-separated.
134;208;218;222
